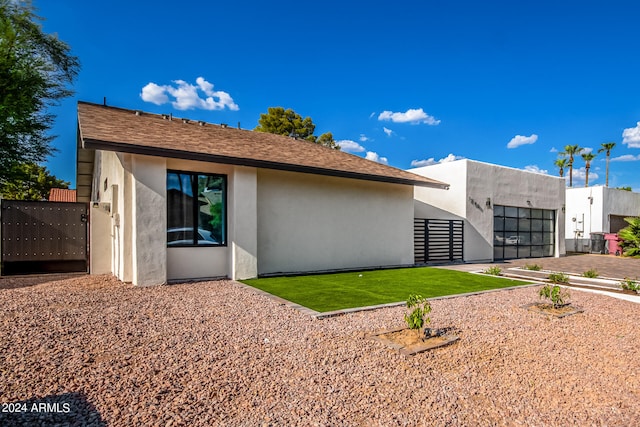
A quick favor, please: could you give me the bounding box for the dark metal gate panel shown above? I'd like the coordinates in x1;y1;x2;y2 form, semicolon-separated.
414;219;463;263
1;200;88;273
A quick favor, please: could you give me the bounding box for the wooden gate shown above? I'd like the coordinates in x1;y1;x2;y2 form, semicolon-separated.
1;200;88;275
414;218;463;263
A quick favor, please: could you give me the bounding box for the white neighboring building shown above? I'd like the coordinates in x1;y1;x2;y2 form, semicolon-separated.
565;186;640;253
410;159;566;262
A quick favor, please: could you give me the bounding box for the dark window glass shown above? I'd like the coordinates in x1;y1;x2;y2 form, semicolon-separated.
544;219;555;233
531;219;543;232
167;171;226;246
504;246;518;259
505;218;518;232
505;207;518;217
494;205;555;261
518;246;531;258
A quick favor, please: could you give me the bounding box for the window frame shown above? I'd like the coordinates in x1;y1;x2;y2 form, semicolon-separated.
166;170;228;248
493;205;555;261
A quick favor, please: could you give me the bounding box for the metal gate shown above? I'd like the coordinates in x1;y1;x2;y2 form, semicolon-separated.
414;218;463;263
1;200;88;275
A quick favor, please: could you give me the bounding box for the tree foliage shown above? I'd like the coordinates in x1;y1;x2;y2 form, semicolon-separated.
0;0;79;182
560;145;583;187
0;162;69;200
618;217;640;257
254;107;340;150
598;142;616;187
554;157;567;177
581;152;596;187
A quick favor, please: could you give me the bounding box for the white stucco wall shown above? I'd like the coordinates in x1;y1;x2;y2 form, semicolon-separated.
89;153;418;282
256;169;415;275
88;206;111;274
229;167;258;280
411;160;566;261
130;155;167;286
90;151;129;280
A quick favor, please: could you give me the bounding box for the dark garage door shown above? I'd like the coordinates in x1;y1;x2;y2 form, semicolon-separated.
1;200;88;275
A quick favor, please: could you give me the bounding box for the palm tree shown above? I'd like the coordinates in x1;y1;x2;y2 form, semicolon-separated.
581;152;597;187
561;145;583;187
554;157;568;178
597;142;616;187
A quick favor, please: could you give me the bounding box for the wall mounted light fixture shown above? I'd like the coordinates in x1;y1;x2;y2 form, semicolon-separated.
486;197;491;208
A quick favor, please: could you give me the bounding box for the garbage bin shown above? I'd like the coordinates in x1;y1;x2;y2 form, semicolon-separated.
604;233;622;256
590;232;605;254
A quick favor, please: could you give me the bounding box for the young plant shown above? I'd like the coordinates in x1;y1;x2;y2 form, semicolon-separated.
523;263;542;271
547;272;570;284
582;269;599;278
539;284;571;308
404;294;432;340
483;266;502;276
619;278;640;293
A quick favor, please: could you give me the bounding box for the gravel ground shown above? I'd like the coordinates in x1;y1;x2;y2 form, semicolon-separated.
0;274;638;426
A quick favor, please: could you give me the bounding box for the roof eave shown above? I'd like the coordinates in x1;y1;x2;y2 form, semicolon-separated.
81;138;449;189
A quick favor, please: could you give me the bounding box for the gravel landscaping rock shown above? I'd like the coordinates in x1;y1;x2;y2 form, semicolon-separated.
0;274;638;426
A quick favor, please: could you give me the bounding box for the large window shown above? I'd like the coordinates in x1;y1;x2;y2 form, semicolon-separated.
167;171;226;246
493;206;555;260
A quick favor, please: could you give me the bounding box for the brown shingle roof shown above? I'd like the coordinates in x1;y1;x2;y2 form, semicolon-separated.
77;102;449;189
48;188;77;202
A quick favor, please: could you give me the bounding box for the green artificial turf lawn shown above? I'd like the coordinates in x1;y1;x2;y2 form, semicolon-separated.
241;267;529;312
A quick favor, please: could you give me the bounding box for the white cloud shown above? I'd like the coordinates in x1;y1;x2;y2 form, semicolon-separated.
359;134;370;142
507;134;538;149
337;140;366;153
581;147;593;154
140;82;169;105
410;153;464;167
140;77;239;111
365;151;388;164
570;167;599;185
622;122;640;148
523;165;548;175
378;108;441;125
549;147;558;153
383;127;394;137
611;154;640;162
369;112;376;119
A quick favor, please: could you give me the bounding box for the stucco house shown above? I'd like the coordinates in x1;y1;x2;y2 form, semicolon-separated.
565;186;640;253
410;160;566;262
76;102;448;286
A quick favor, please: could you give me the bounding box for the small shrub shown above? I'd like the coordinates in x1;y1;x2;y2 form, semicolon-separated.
483;266;502;276
582;269;599;278
539;284;571;308
619;278;640;293
404;294;432;340
523;263;542;271
547;272;570;284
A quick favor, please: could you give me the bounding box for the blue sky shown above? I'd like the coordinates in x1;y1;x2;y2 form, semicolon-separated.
36;0;640;191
